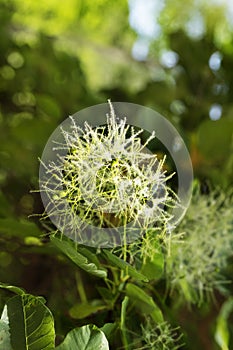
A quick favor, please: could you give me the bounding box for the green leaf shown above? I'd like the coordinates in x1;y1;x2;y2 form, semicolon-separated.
56;325;109;350
7;294;55;350
77;246;103;269
69;301;107;319
140;244;164;280
51;236;107;278
125;283;163;323
215;297;233;350
100;323;116;339
102;249;148;282
0;282;25;296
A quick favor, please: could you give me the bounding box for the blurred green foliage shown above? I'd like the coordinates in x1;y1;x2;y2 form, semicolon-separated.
0;0;233;349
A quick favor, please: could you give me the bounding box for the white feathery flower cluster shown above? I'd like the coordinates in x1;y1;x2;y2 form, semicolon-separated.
166;188;233;304
40;101;177;247
139;318;183;350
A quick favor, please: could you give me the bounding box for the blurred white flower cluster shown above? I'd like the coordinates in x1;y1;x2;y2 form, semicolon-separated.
166;187;233;304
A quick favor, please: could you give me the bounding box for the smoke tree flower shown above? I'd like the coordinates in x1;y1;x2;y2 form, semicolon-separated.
132;318;183;350
166;187;233;304
40;101;177;247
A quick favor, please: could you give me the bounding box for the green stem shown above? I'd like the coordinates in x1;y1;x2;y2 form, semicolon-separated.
75;271;87;303
120;296;129;350
121;216;128;280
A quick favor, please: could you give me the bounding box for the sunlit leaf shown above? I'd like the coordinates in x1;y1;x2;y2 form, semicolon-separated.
7;294;55;350
56;325;109;350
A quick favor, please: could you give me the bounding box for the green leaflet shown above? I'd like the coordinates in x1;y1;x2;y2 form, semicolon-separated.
102;249;148;282
215;297;233;350
6;294;55;350
140;244;164;281
76;246;103;268
51;236;107;278
69;301;107;319
125;283;163;324
56;325;109;350
100;323;116;339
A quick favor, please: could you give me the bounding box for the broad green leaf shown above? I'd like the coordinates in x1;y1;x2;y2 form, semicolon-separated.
102;249;148;282
0;282;25;296
69;301;107;319
56;325;109;350
215;297;233;350
125;283;163;323
7;294;55;350
51;236;107;278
